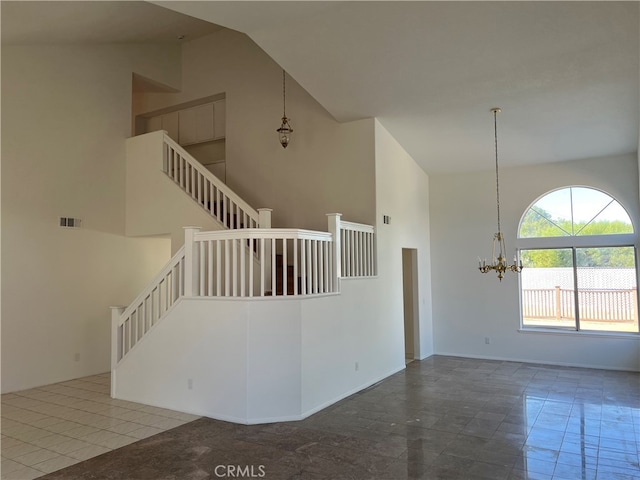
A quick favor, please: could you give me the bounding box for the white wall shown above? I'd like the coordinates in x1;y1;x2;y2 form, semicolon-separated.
430;153;640;371
114;282;406;424
374;120;435;361
300;279;408;415
1;44;181;392
115;300;251;423
138;29;376;232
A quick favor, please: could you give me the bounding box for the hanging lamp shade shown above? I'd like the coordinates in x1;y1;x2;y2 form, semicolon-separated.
277;116;293;148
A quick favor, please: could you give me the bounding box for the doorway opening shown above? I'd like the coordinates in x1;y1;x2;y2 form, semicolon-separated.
402;248;419;363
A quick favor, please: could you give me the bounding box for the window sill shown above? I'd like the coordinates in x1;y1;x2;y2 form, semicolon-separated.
518;328;640;340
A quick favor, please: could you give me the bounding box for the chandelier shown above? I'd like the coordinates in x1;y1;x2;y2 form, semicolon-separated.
478;107;522;281
276;70;293;148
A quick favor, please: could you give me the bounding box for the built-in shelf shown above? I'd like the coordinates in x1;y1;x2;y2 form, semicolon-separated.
137;94;227;183
142;99;225;146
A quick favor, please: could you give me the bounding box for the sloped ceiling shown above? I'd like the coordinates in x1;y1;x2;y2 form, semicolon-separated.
1;1;223;45
156;1;639;174
3;1;638;174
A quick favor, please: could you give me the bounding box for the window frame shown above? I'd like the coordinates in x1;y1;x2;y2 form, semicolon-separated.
516;186;638;335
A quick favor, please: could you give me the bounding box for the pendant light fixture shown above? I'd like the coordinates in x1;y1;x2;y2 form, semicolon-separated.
478;107;523;281
276;70;293;148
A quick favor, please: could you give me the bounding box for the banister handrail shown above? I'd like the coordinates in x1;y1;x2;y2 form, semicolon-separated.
194;228;333;243
162;132;260;226
340;220;375;234
188;225;337;298
118;246;185;324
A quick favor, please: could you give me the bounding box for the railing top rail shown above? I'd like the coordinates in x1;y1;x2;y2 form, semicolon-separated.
118;246;185;325
340;220;375;233
194;228;333;242
163;132;260;223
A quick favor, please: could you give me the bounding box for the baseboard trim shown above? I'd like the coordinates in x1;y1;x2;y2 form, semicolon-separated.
433;351;640;373
113;365;408;425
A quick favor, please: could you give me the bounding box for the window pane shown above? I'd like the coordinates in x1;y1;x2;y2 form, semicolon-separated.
520;249;576;329
576;202;634;236
576;247;638;333
519;187;634;238
570;187;614;224
533;189;573;227
519;208;571;238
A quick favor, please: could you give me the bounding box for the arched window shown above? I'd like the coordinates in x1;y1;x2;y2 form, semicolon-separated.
517;186;638;333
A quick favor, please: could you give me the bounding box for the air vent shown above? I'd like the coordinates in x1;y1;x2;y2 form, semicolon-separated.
60;217;82;228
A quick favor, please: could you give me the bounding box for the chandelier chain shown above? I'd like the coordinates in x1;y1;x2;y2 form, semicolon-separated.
282;70;286;118
494;109;501;234
479;107;522;280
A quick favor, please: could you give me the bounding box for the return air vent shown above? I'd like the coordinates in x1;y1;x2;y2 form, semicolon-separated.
60;217;82;228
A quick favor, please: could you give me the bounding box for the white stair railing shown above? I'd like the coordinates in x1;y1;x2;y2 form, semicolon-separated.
186;227;337;298
111;215;376;372
181;215;377;298
162;133;261;230
340;219;376;277
111;247;185;369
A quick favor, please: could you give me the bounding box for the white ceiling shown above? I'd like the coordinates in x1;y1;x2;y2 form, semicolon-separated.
0;1;223;45
3;1;638;174
156;1;639;174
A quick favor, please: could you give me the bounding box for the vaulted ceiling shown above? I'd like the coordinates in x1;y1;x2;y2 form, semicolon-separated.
3;1;638;174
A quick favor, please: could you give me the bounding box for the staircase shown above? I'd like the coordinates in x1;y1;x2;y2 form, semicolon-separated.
116;130;377;369
113;130;381;424
162;134;261;231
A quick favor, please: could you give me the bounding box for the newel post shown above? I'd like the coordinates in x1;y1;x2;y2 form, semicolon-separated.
109;306;125;397
184;226;202;297
258;208;272;228
327;213;342;289
161;130;168;173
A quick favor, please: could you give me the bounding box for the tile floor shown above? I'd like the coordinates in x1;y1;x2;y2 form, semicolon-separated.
0;373;199;479
3;357;640;480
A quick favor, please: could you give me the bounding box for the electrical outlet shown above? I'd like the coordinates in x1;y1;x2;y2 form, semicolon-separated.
484;337;491;345
74;353;80;362
187;378;193;390
355;362;359;372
